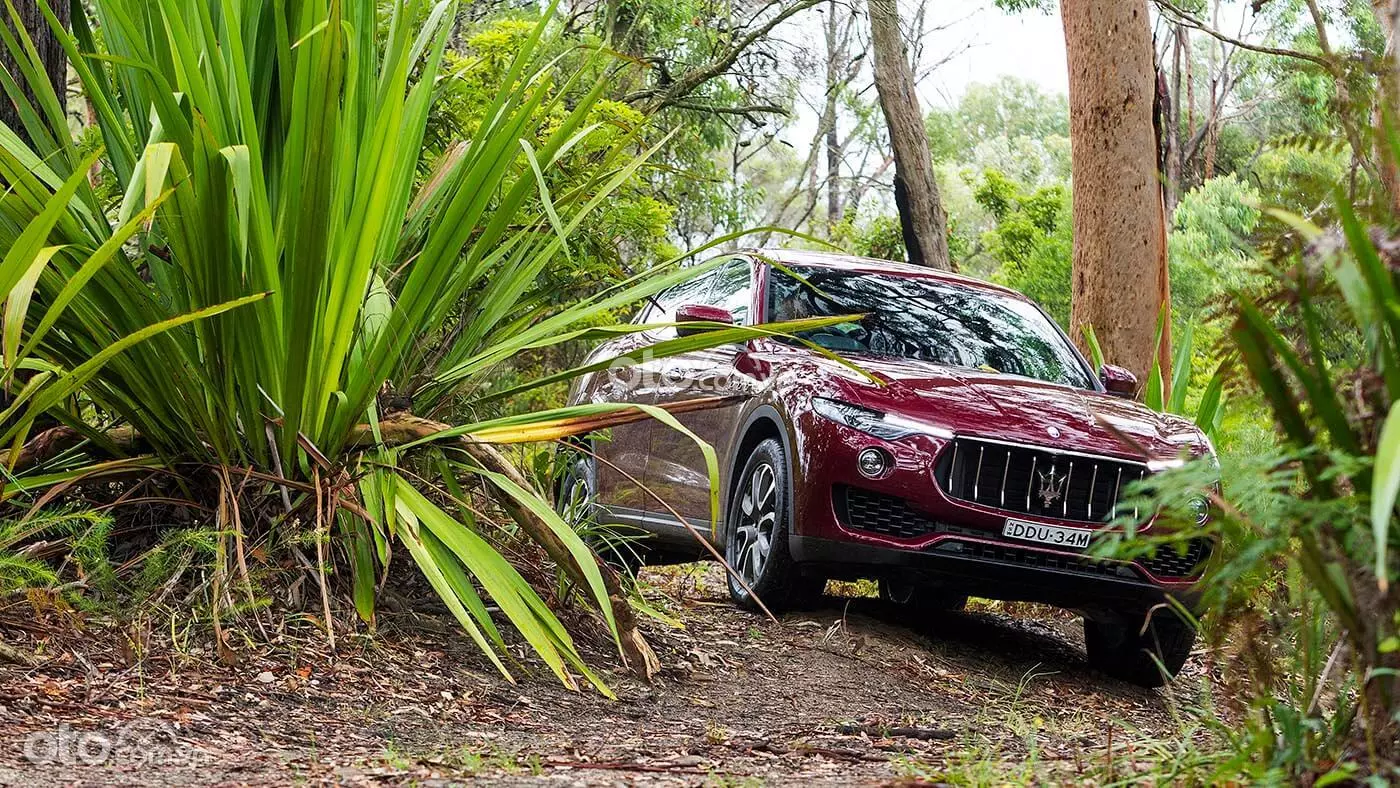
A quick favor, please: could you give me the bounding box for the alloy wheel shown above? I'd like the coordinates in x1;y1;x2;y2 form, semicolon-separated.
734;461;778;586
559;459;595;526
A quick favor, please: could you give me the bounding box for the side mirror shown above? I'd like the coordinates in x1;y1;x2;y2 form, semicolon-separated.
1099;364;1139;398
675;304;734;336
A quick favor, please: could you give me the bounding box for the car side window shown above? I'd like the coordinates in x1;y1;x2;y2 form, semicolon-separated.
643;266;719;338
707;259;752;325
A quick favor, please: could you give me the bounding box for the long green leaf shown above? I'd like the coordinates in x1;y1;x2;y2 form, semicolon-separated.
393;495;514;682
396;479;611;696
1194;361;1227;441
1080;324;1105;372
1372;402;1400;591
1167;320;1194;416
0;150;100;299
8;292;268;444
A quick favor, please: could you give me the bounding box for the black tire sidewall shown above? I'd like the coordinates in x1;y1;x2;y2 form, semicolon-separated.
559;450;652;574
725;438;795;606
1085;610;1197;688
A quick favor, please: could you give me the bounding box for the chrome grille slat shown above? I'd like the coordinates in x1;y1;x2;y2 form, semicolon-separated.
1062;460;1073;517
937;437;1150;524
1087;465;1099;520
999;452;1010;508
1025;455;1037;509
1111;467;1122;518
973;446;984;501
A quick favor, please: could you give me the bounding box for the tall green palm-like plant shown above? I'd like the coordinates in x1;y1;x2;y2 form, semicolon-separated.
1228;196;1400;770
0;0;819;690
1147;194;1399;777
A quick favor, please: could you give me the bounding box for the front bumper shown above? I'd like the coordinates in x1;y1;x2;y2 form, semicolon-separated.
787;410;1206;613
790;535;1201;617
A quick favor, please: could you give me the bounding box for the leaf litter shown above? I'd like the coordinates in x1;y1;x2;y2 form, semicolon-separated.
0;564;1225;785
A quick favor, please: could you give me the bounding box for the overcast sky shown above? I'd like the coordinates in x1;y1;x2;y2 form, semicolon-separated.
774;0;1072;144
918;1;1069;106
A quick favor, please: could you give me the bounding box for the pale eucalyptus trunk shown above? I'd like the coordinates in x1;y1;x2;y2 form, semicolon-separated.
1062;0;1169;391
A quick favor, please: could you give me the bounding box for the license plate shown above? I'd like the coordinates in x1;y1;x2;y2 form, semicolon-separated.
1002;519;1092;549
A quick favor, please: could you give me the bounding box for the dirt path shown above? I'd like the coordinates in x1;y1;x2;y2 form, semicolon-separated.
0;564;1217;785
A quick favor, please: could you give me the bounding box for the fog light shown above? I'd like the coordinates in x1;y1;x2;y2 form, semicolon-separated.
1188;495;1210;524
857;448;890;479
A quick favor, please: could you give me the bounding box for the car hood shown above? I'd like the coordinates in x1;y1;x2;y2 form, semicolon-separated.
828;354;1205;462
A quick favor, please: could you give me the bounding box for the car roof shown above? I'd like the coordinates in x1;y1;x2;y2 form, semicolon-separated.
733;248;1026;300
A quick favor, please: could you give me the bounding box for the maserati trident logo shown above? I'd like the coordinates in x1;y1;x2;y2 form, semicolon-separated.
1037;467;1067;508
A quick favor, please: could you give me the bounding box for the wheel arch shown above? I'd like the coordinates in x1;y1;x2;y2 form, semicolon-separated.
724;405;798;547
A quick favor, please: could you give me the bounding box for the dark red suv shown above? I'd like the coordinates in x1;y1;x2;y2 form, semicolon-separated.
560;250;1214;686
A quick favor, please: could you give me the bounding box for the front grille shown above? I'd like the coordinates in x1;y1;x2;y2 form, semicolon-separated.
1141;538;1212;579
935;437;1149;523
836;486;1210;581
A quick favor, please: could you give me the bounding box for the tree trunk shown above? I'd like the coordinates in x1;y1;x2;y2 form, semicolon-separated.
825;0;843;235
826;122;842;234
1062;0;1168;390
1202;0;1220;181
1166;26;1184;222
0;0;69;145
1203;106;1218;181
1184;27;1194;181
866;0;950;270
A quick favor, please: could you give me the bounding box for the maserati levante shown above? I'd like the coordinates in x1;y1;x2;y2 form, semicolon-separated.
558;250;1214;687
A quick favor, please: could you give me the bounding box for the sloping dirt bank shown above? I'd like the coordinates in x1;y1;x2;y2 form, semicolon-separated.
0;564;1220;786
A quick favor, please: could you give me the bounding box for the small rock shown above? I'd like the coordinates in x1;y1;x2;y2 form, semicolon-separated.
255;671;275;684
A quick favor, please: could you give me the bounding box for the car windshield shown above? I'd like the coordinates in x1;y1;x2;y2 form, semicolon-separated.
767;265;1096;390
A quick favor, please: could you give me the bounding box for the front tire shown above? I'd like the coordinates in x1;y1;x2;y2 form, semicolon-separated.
724;438;824;612
1084;610;1197;688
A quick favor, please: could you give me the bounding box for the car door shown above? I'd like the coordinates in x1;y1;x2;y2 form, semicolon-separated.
643;258;756;538
590;267;720;528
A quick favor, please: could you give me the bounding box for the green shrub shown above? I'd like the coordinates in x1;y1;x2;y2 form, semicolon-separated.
1124;198;1400;781
0;0;757;690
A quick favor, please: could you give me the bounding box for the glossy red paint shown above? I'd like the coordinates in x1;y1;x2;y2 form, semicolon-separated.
736;341;1201;584
567;249;1214;609
1098;364;1139;397
674;303;735;329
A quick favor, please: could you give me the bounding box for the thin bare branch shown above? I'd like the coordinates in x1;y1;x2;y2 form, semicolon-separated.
624;0;824;111
1153;0;1333;71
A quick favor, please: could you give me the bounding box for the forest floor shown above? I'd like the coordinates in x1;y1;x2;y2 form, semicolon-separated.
0;563;1227;786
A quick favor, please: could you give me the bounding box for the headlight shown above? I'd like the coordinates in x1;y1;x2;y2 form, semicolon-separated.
811;397;953;441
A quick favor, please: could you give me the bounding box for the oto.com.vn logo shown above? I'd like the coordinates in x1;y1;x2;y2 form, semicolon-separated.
22;721;208;767
604;350;738;394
